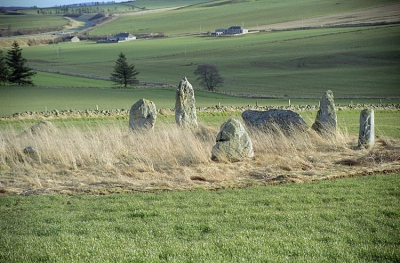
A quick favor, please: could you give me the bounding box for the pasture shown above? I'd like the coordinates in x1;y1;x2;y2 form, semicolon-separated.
0;174;399;262
0;14;69;31
89;0;400;36
17;24;400;98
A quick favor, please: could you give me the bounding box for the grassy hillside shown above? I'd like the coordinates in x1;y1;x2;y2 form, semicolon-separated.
0;14;69;32
19;24;400;98
89;0;400;36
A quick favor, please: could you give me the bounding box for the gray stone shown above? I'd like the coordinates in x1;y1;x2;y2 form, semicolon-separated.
312;90;337;136
129;98;157;131
175;77;198;128
242;109;308;134
23;146;41;162
29;120;55;135
211;118;254;161
358;109;374;148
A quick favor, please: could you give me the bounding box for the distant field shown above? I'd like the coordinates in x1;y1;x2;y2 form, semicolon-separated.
89;0;400;36
20;0;210;15
20;24;400;98
0;14;68;31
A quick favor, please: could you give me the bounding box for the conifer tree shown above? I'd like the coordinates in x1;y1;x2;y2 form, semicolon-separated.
110;52;139;88
0;50;8;85
6;41;36;86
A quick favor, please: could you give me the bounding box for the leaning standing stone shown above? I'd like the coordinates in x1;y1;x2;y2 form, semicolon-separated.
358;109;374;148
211;118;254;162
129;98;157;131
312;90;337;136
28;120;55;135
175;77;198;128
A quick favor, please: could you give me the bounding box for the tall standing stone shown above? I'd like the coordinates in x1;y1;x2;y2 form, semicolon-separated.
175;77;198;128
312;90;337;136
211;118;254;162
129;98;157;131
358;109;374;148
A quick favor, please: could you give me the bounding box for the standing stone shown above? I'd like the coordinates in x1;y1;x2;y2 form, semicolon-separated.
23;146;41;162
29;120;55;135
242;109;308;135
312;90;337;136
211;118;254;161
358;109;374;148
129;98;157;131
175;77;198;128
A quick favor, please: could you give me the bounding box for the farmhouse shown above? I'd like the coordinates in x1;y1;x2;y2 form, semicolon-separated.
96;32;136;43
115;32;136;41
215;26;248;36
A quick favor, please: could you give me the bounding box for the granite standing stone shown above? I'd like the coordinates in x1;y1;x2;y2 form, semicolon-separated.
175;77;198;128
312;90;337;136
129;98;157;131
358;109;374;148
242;109;308;134
211;118;254;161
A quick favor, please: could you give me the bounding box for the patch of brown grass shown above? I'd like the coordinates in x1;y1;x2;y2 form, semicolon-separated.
0;121;399;196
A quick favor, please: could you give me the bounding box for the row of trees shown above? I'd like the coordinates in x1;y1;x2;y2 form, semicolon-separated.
111;53;224;91
0;41;36;86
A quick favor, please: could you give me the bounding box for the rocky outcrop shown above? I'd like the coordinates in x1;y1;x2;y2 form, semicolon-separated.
175;77;198;128
312;90;337;136
129;99;157;131
242;109;308;134
211;118;254;161
358;109;374;148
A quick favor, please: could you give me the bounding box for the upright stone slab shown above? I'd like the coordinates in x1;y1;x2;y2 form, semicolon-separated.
358;109;374;148
211;118;254;162
175;77;198;128
312;90;337;136
129;98;157;131
242;109;308;135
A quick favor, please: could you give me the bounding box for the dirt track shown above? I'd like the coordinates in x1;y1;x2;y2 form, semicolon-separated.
249;2;400;31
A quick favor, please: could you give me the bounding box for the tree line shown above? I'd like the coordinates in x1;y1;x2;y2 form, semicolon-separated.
0;41;36;86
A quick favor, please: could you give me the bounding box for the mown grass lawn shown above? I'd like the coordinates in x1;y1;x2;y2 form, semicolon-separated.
0;174;399;262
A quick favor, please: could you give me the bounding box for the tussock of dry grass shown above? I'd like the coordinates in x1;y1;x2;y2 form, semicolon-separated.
0;121;399;195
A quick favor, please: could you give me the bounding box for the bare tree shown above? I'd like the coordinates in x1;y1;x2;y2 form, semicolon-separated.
194;63;224;91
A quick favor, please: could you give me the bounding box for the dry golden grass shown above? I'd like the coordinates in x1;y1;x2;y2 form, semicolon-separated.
0;120;399;195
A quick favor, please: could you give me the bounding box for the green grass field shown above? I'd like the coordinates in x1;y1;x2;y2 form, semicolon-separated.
89;0;400;36
0;173;399;262
0;14;68;31
18;24;400;98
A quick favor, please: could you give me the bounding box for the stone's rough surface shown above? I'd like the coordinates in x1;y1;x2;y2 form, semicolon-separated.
175;77;198;128
242;109;308;134
358;109;375;148
129;98;157;131
312;90;337;135
23;146;41;162
29;120;55;135
211;118;254;161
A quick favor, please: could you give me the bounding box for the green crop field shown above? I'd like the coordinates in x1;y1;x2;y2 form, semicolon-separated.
0;174;399;262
